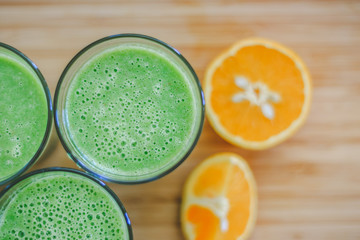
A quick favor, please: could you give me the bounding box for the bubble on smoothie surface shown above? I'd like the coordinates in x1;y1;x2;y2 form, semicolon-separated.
0;173;127;239
65;46;196;176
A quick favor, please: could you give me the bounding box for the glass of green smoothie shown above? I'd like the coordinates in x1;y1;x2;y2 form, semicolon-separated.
0;43;53;185
0;168;133;239
54;34;204;183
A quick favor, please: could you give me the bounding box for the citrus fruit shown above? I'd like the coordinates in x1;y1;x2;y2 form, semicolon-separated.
204;38;312;150
181;153;257;240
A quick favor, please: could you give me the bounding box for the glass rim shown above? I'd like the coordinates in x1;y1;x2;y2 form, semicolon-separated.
0;167;133;239
0;42;53;186
54;33;205;184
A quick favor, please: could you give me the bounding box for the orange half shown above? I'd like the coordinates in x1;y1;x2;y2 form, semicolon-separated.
204;38;312;150
181;153;257;240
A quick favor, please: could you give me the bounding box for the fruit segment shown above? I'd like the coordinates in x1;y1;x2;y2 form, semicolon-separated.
181;153;257;240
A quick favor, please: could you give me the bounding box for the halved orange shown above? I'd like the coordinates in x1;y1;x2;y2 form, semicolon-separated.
181;153;257;240
204;38;312;150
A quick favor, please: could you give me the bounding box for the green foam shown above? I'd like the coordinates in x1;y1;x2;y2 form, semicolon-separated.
0;54;48;182
0;171;129;239
65;45;196;177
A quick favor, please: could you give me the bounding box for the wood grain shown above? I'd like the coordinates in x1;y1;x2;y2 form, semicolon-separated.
1;0;360;239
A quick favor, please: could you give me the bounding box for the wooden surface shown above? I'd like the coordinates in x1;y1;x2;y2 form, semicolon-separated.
1;0;360;239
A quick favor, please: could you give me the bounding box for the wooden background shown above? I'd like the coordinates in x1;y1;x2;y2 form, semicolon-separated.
1;0;360;239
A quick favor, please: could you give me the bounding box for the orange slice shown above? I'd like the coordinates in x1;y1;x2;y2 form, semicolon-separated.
181;153;257;240
204;38;312;150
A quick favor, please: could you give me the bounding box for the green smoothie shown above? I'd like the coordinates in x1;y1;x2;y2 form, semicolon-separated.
62;40;202;181
0;49;48;183
0;169;131;239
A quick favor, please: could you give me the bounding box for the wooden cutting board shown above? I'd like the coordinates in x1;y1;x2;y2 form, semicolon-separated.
1;0;360;239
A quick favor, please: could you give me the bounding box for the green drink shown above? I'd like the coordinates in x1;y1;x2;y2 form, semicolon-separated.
0;43;52;185
55;34;204;183
0;168;132;239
